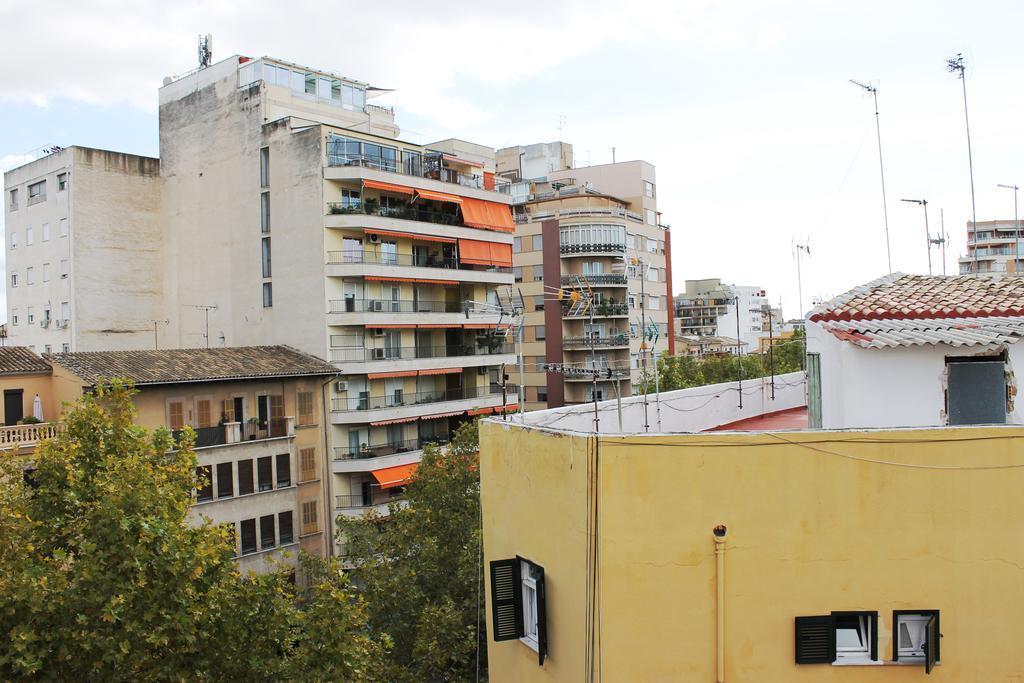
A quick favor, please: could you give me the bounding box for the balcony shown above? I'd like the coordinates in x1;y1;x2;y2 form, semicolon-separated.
329;298;463;314
335;494;407;518
173;419;292;449
564;334;631;350
561;274;627;286
334;436;447;461
327;202;462;227
325;148;510;195
330;342;514;364
325;251;512;285
562;302;628;319
559;242;626;257
329;385;511;425
0;422;63;451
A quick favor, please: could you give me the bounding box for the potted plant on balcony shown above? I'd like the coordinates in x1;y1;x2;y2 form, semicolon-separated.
19;416;41;425
363;197;379;216
246;416;259;439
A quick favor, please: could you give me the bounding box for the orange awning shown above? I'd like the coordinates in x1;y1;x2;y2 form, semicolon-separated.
415;189;463;204
417;323;463;329
495;404;519;414
369;416;420;427
365;275;417;283
363;323;418;329
362;180;415;195
365;228;456;244
458;239;512;267
371;463;418;489
422;410;466;420
368;370;419;380
417;279;459;285
468;406;494;416
418;367;463;376
460;198;515;233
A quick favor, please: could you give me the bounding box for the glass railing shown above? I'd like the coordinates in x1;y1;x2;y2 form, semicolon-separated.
562;303;629;317
326;148;510;194
326;202;462;226
325;250;511;274
333;436;449;460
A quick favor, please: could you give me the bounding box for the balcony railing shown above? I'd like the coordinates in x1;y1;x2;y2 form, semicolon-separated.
326;149;510;194
330;342;514;363
333;436;448;460
328;298;464;314
174;418;289;449
559;243;626;255
326;250;511;274
561;274;627;286
331;384;512;413
336;493;406;509
0;421;63;449
563;334;631;349
562;303;629;318
326;201;463;227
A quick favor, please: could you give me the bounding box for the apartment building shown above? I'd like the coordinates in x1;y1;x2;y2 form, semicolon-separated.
675;278;769;353
957;219;1024;274
497;142;673;409
3;147;162;352
4;53;518;552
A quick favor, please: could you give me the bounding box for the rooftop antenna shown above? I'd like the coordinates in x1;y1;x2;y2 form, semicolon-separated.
186;304;218;348
794;240;811;317
849;79;892;273
149;319;169;350
198;34;213;69
947;53;978;274
557;114;566;140
998;184;1020;274
936;208;949;276
464;291;525;417
611;147;616;164
900;198;932;274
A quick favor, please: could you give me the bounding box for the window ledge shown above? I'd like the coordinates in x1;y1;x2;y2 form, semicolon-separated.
299;529;322;539
832;659;882;666
519;635;539;653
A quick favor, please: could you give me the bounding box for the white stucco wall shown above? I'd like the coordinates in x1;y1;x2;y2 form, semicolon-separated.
807;319;1024;429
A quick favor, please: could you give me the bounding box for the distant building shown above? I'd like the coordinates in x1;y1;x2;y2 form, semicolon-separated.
807;273;1024;429
675;334;746;357
498;143;673;409
958;219;1024;274
674;279;770;353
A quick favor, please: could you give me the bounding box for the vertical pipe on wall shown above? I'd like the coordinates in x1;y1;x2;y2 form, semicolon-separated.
713;525;728;683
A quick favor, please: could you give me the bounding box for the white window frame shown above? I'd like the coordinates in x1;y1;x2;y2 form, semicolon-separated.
11;308;17;326
834;614;872;662
59;217;68;237
519;559;540;652
41;223;50;241
895;614;930;661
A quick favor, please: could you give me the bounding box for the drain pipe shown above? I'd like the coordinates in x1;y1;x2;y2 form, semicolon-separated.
713;525;728;683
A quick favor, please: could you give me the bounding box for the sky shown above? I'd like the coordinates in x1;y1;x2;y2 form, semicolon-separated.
2;0;1023;320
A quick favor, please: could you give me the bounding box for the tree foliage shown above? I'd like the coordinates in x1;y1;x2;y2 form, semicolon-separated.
0;380;387;682
339;420;485;682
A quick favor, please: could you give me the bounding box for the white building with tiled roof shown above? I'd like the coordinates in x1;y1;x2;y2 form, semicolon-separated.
806;273;1024;429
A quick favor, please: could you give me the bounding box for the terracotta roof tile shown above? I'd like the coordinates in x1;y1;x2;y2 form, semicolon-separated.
0;346;52;376
46;346;337;386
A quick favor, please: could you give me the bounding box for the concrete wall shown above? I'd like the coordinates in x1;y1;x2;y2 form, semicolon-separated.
481;420;1024;681
807;320;1024;429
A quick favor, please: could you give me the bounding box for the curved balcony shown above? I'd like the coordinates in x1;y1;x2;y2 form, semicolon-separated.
559;242;626;257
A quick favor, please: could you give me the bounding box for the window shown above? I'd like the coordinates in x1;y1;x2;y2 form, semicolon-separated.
536;325;545;341
238;459;254;495
57;173;67;191
44;344;51;354
225;522;237;555
794;611;877;664
512;237;522;253
260;192;270;233
278;511;294;544
41;223;49;241
647;266;659;282
340;188;361;210
276;452;291;488
513;266;523;283
648;295;660;310
262;236;272;277
946;356;1007;425
8;188;17;210
10;309;17;326
263;282;273;308
257;456;273;491
259;514;276;549
26;307;33;324
644;181;655;198
10;273;17;288
27;180;45;203
59;218;68;237
60;259;68;278
537;388;547;402
60;301;69;322
533;269;544;282
42;263;50;282
299;447;316;482
10;232;15;249
647;237;658;253
26;227;33;245
216;462;233;498
240;519;257;554
297;391;314;426
26;267;34;285
645;208;656;225
61;343;69;353
489;557;548;665
196;465;213;502
534;295;544;312
893;610;939;671
168;400;185;430
628;294;636;309
259;147;270;187
196;399;212;428
301;500;318;534
532;234;543;251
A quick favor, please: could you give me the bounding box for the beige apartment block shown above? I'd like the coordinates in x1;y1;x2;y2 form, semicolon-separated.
498;144;674;409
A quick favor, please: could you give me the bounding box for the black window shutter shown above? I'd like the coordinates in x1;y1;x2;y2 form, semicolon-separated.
869;611;878;661
490;559;523;641
795;615;835;664
535;564;548;665
925;615;938;674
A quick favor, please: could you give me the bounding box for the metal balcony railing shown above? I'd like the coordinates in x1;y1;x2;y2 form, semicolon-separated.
329;342;514;363
328;298;464;314
562;303;629;318
174;418;289;448
326;201;462;226
561;274;627;286
559;242;626;255
325;250;511;274
563;334;631;349
336;493;406;509
325;147;510;194
330;384;513;413
333;436;449;460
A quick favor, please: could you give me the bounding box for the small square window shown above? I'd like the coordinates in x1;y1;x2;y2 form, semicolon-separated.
59;218;68;237
794;611;877;665
488;557;548;664
57;173;68;191
11;308;18;326
61;343;69;353
512;237;522;254
893;610;940;670
535;324;545;341
8;188;18;210
513;266;523;283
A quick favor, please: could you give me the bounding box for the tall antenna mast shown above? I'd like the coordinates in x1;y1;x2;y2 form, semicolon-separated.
198;34;213;69
795;241;811;317
947;53;978;274
901;198;932;275
850;79;892;273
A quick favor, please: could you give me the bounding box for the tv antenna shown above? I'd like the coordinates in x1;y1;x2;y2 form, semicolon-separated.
947;53;978;273
794;240;811;317
186;304;218;348
198;34;213;69
850;79;892;273
463;289;525;417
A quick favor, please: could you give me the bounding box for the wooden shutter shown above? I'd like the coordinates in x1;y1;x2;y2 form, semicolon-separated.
221;399;234;422
197;399;212;428
301;500;318;535
169;401;185;430
490;559;523;641
795;615;835;664
925;615;938;674
300;447;317;482
535;563;548;665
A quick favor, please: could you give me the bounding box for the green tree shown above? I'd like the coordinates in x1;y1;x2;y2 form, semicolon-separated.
340;420;485;682
772;328;807;373
0;381;386;681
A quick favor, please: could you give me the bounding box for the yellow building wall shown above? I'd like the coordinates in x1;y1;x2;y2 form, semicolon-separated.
481;421;1024;681
0;373;61;424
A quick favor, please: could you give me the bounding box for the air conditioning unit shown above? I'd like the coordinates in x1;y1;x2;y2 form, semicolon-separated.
334;381;348;392
372;348;386;360
368;234;380;244
371;327;385;337
371;300;384;312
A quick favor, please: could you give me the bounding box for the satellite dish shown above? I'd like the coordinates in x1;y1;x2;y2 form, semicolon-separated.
162;76;173;86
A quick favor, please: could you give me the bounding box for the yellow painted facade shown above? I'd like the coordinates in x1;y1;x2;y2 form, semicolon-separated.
481;421;1024;681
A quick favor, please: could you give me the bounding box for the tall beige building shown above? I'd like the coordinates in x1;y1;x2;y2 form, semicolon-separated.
4;54;517;553
497;142;675;408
